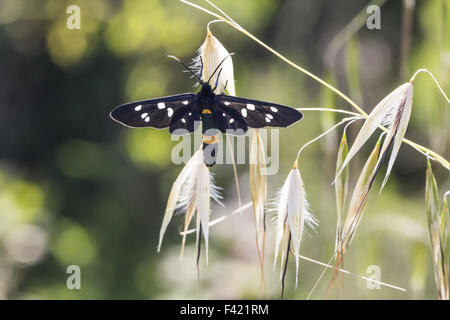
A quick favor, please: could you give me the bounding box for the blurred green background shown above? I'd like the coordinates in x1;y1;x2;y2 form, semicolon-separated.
0;0;448;299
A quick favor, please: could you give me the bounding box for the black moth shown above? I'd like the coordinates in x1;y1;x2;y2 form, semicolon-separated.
110;55;303;166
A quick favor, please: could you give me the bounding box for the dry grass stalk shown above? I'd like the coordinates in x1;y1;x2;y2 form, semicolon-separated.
329;131;349;298
442;192;449;260
249;129;268;296
426;160;449;300
335;132;349;253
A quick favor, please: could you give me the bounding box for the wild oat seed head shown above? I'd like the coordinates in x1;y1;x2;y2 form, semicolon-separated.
158;149;221;266
193;28;235;95
274;163;318;288
337;82;413;192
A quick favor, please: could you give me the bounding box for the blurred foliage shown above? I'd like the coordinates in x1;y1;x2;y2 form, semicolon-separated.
0;0;448;299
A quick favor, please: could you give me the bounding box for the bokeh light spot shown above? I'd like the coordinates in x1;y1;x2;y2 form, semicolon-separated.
52;222;97;267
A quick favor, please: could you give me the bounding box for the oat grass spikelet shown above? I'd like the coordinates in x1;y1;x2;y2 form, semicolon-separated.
274;160;318;293
334;131;349;253
341;135;382;253
336;82;413;191
193;22;235;95
158;149;221;266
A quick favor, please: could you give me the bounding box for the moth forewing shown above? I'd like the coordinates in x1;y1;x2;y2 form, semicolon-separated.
110;94;196;130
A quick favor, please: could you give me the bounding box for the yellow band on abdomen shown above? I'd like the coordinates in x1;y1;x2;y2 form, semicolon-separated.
202;134;218;144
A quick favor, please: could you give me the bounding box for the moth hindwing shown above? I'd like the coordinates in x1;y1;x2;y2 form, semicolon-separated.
213;94;303;134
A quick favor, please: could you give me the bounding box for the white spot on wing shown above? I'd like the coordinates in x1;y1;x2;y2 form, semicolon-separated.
182;100;189;105
134;105;142;111
266;114;273;119
181;118;186;123
224;101;231;106
270;107;278;112
265;116;271;123
229;118;234;124
167;107;173;117
188;112;192;116
241;108;247;117
157;102;166;109
247;104;255;110
145;116;150;123
141;113;148;119
222;113;226;117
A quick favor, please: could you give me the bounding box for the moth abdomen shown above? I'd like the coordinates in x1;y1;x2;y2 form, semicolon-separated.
202;134;219;167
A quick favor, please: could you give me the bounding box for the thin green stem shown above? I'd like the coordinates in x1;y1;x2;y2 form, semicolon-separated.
444;190;450;202
296;116;362;160
297;253;406;292
324;0;387;69
410;68;450;103
180;202;253;235
297;107;361;117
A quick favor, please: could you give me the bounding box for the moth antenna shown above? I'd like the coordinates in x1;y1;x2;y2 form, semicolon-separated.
207;53;235;84
167;55;203;84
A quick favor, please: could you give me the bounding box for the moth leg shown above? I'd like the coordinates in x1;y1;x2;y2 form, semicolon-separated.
212;67;223;92
222;80;229;94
